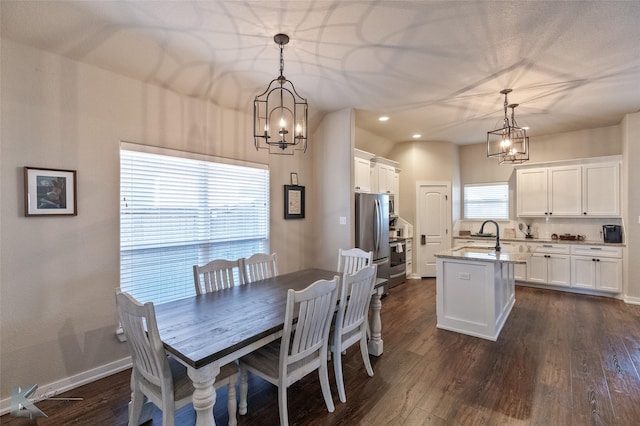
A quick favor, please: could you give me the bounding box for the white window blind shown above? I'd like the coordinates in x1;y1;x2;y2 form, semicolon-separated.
464;183;509;220
120;145;269;304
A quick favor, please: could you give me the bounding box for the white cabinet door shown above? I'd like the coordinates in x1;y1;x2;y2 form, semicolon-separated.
571;256;596;289
582;162;620;217
405;239;413;276
527;253;548;283
596;258;622;292
527;252;570;287
377;164;396;194
517;168;548;216
547;254;571;287
354;157;371;193
514;263;527;281
548;166;582;216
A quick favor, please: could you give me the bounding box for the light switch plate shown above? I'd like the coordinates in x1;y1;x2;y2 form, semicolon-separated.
339;216;347;225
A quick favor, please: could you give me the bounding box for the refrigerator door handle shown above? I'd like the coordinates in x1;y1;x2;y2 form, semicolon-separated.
374;199;381;252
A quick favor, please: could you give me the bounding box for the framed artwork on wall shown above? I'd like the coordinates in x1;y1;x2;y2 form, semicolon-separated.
24;166;77;216
284;185;305;219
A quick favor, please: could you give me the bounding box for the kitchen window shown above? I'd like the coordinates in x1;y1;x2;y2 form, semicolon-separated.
463;183;509;220
120;143;269;304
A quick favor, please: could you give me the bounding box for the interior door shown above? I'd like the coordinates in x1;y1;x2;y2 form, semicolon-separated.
417;183;450;277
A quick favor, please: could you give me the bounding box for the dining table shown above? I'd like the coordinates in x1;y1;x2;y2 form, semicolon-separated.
154;268;387;426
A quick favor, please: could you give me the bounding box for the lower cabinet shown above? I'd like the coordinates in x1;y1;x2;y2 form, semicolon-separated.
526;244;571;287
570;245;622;292
405;238;413;276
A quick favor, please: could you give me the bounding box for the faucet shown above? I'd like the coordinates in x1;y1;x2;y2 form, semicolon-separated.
480;220;501;252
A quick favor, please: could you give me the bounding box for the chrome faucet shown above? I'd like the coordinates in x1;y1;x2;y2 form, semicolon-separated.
480;220;501;252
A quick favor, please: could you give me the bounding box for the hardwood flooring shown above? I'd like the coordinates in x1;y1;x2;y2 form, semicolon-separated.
3;279;640;425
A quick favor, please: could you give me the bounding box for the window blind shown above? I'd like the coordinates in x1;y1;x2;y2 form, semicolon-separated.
463;183;509;220
120;145;269;304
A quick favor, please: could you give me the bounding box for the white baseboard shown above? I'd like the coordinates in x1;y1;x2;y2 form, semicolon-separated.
624;294;640;305
0;357;132;416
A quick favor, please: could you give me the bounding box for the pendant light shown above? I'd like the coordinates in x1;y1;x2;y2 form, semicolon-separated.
253;34;308;155
487;89;528;163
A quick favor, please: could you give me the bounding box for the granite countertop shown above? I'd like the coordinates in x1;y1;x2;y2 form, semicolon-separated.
453;235;625;247
435;246;529;264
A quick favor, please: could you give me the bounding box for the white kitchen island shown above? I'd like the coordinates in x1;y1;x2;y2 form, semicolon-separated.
434;246;529;341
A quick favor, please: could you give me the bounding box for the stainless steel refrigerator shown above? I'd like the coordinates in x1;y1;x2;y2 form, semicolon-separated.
355;193;390;265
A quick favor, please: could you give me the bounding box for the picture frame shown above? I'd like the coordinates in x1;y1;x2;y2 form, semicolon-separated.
290;172;299;186
24;166;77;216
284;185;305;219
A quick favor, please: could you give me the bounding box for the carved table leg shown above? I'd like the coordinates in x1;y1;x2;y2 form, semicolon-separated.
188;363;219;426
368;287;384;356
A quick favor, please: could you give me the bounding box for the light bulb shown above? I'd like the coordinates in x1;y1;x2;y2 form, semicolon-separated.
295;123;302;135
279;118;286;129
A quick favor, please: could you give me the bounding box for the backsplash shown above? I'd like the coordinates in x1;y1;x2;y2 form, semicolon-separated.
455;217;624;243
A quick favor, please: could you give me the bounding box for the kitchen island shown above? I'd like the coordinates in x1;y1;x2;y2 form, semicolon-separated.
435;246;529;341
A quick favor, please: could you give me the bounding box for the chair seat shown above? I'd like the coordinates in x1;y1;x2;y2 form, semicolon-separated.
240;340;321;386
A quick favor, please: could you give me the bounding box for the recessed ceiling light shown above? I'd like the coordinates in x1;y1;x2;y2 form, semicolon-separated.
378;116;389;122
412;134;422;139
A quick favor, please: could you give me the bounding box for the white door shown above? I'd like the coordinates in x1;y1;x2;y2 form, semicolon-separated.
417;183;450;277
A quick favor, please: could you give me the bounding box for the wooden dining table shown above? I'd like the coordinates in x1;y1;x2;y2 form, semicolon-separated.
154;268;387;426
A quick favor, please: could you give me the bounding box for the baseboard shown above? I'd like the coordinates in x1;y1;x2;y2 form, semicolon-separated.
407;273;422;280
0;357;132;416
624;294;640;305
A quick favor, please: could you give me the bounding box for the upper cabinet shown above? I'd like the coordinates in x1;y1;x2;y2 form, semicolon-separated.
517;157;621;218
371;157;400;195
354;149;375;193
582;162;620;217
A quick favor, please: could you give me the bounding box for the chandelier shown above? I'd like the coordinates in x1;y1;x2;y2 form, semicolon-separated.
254;34;308;155
487;89;528;164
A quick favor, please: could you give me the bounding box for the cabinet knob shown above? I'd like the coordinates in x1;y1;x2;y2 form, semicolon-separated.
583;212;587;215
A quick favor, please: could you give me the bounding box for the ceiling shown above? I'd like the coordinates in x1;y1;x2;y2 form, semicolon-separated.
2;1;640;145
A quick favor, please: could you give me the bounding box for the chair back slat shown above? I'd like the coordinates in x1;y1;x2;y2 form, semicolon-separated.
242;253;278;283
193;258;244;295
336;265;378;341
281;277;339;367
116;292;169;389
337;248;373;274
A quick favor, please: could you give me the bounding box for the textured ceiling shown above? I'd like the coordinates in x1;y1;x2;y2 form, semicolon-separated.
2;1;640;144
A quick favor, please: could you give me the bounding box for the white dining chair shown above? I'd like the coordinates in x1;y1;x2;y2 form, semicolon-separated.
241;252;278;283
116;291;239;426
337;248;373;274
238;276;339;426
193;258;245;295
331;265;378;403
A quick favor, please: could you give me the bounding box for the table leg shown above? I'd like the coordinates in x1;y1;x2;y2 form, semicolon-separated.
368;287;384;356
188;364;219;426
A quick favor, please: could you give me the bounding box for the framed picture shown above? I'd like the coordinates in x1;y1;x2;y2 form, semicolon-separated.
24;167;77;216
290;172;299;186
284;185;305;219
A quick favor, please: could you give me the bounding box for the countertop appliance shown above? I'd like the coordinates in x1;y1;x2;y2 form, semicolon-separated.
603;225;622;243
355;193;390;279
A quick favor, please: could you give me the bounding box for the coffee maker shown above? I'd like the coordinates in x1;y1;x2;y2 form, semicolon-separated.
603;225;622;243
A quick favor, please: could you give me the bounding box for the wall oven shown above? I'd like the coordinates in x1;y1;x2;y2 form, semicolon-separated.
388;238;407;288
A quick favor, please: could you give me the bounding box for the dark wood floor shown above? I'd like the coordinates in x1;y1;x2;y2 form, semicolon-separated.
4;279;640;425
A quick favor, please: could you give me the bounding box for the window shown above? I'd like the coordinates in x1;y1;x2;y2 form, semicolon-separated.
120;144;269;304
463;183;509;220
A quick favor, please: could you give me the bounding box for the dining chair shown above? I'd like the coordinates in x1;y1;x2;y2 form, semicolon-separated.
331;265;378;403
337;248;373;274
193;258;245;295
241;252;278;283
238;276;339;426
115;291;239;426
